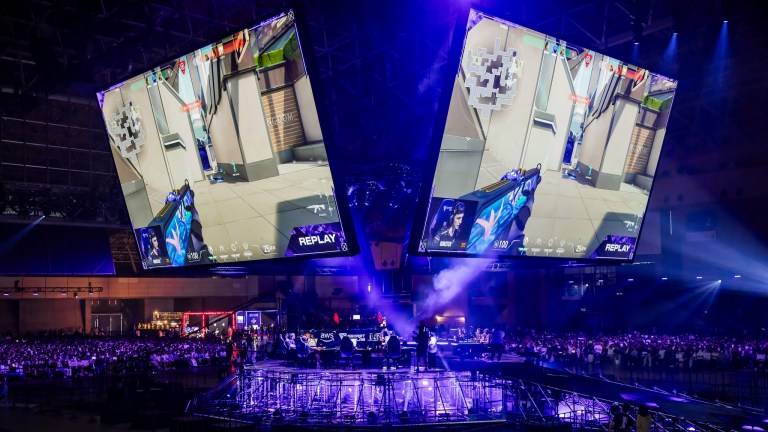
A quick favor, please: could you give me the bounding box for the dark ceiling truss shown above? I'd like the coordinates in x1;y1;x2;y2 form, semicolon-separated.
0;0;286;95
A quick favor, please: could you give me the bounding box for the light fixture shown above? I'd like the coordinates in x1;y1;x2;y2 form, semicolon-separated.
73;292;78;299
2;290;9;296
632;18;643;45
32;289;39;296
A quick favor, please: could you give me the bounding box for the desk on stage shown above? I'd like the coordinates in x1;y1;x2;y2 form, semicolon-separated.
451;342;488;360
310;346;414;368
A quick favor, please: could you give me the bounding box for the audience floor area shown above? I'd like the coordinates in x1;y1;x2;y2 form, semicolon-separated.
0;407;159;432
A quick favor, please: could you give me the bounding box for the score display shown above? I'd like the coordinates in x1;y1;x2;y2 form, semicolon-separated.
418;10;677;261
98;11;351;268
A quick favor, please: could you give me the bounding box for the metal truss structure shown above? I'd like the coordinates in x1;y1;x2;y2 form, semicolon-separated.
189;365;740;431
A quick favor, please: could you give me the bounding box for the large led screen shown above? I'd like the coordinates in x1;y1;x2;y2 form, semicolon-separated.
418;10;677;261
98;11;350;269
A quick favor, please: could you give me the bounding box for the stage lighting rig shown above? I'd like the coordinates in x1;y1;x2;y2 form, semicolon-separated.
0;284;104;296
0;182;128;226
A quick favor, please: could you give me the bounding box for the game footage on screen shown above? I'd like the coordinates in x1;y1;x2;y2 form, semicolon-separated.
98;11;348;268
419;10;677;260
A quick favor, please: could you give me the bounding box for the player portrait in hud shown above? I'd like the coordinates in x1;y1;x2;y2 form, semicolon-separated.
98;11;348;268
420;10;677;260
425;199;477;251
138;227;170;268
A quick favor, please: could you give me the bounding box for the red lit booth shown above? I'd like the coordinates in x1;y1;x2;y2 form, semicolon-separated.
181;311;236;337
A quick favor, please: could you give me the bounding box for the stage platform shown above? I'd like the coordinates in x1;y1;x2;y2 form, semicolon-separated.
186;356;767;431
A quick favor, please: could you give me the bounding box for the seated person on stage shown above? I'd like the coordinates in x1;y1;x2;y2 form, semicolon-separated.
381;328;391;348
275;334;287;358
287;333;297;349
481;329;491;344
339;336;355;368
385;334;401;370
295;335;308;366
284;333;297;364
297;335;320;368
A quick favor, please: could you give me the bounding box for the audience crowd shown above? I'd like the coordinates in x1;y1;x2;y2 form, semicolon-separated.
424;325;768;372
3;326;768;384
472;328;768;371
0;330;228;381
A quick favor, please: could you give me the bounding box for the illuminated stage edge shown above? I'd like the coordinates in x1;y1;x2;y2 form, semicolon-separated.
191;363;510;426
187;361;741;431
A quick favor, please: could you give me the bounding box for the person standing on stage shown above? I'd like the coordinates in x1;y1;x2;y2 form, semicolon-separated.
416;321;430;371
490;327;505;361
245;331;255;364
428;332;438;369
